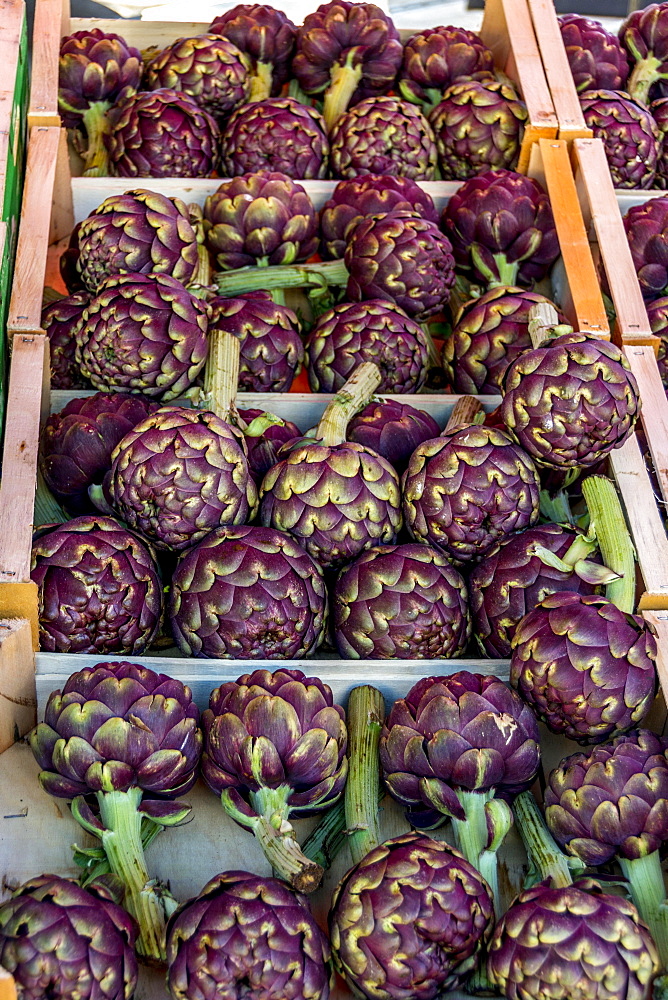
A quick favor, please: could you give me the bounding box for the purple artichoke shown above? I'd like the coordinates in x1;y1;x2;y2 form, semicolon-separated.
442;169;560;288
330;97;438;181
429;79;527;180
293;1;403;130
144;34;251;119
209;291;304;392
345;211;455;320
306;299;429;393
444;286;562;394
347;398;440;472
166;871;331;1000
579;89;659;189
220;97;328;180
319;174;438;260
41;292;91;389
169;524;327;658
652;96;668;187
398;25;496;114
31;515;162;654
0;875;138;1000
74;272;209;399
60;223;86;294
40;392;159;514
239;407;302;480
204;172;318;270
75;188;199;294
209;4;297;99
105;406;257;552
510;591;658;744
333;542;470;658
330;833;495;1000
623;195;668;299
646;295;668;391
107;88;220;178
402;424;541;566
559;14;630;93
620;3;668;105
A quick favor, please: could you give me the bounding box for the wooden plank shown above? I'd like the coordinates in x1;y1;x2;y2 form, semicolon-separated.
0;619;35;753
0;0;24;104
624;346;668;506
643;613;668;724
0;969;16;1000
28;0;62;128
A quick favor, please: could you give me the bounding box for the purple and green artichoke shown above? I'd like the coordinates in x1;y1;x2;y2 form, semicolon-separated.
501;332;640;470
209;4;297;100
74;272;209;399
399;25;496;114
40;391;159;514
646;295;668;391
41;292;91;389
559;14;629;93
169;524;327;659
651;96;668;187
620;2;668;105
104;406;257;552
209;291;303;392
333;542;470;659
306;299;429;393
429;79;527;180
623;195;668;299
579;89;659;189
510;591;658;744
319;174;438;260
442;168;560;288
293;1;403;130
144;34;251;119
330;832;495;1000
0;875;138;1000
329;97;438;181
30;514;162;654
202;667;347;891
347;398;440;472
239;407;302;480
107;88;220;178
166;871;331;1000
220;97;328;179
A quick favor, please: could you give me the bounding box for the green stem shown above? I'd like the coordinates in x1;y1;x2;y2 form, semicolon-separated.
187;203;212;295
323;59;363;130
248;61;274;102
539;488;574;525
215;259;348;297
513;791;574;890
581;475;636;614
345;686;384;867
316;362;381;446
302;798;348;870
203;327;238;423
619;853;668;970
96;788;167;963
420;322;442;371
450;789;506;918
34;467;69;526
628;55;664;105
490;253;519;288
81;101;112;177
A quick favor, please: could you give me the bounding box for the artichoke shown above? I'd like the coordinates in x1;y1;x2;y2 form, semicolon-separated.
74;272;209;399
209;4;297;100
621;3;668;105
220;97;328;179
501;332;640;470
41;292;91;389
40;392;158;515
403;424;541;566
330;832;495;1000
75;188;199;295
30;660;202;961
345;211;455;321
646;295;668;390
652;96;668;187
293;1;403;130
144;34;251;119
329;97;438;181
579;89;659;189
166;871;331;1000
209;291;303;393
444;286;562;395
333;542;470;659
202;667;347;891
623;195;668;299
319;174;438;260
169;524;327;658
59;29;142;176
347;398;440;472
559;14;630;93
488;878;659;1000
104;406;257;552
0;875;138;1000
239;407;302;480
31;514;162;654
442;168;560;288
429;79;527;180
60;223;86;294
306;299;429;393
107;88;220;178
399;25;495;115
510;591;657;744
204;172;318;270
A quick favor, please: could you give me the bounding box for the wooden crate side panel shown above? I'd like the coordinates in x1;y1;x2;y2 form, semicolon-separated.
0;619;36;753
29;0;66;128
0;969;16;1000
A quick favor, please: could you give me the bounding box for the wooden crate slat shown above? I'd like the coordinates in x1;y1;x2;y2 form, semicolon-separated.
28;0;67;128
0;0;24;104
0;619;35;754
624;345;668;506
0;968;16;1000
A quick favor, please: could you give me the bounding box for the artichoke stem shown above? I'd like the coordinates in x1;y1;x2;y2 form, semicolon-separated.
271;287;287;306
316;362;382;446
187;203;212;292
96;787;167;963
490;253;519;288
204;327;239;423
323;60;364;131
244;786;323;893
539;488;574;525
581;475;636;614
302;799;348;870
619;853;668;970
80;101;112;177
248;61;274;102
444;396;485;435
450;789;504;917
34;467;68;527
345;686;384;867
628;56;664;105
513;791;573;890
215;259;348;296
420;322;442;370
